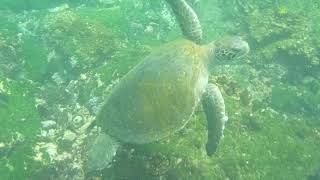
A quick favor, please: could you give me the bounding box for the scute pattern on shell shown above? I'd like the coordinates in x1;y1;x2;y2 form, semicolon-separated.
97;40;209;144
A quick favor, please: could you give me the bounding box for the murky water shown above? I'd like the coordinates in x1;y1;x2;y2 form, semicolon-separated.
0;0;320;179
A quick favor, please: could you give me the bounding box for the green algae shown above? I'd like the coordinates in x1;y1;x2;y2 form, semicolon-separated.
21;38;50;82
0;77;41;179
0;1;320;179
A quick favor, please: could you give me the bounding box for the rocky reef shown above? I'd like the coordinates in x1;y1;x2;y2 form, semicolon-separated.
1;0;320;180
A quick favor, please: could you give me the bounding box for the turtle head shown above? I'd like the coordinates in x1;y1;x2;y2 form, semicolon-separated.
208;36;249;63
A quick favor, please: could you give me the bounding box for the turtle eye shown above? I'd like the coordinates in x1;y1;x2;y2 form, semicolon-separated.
230;52;237;59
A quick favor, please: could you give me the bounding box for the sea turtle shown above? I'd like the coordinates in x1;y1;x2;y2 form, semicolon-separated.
84;0;249;171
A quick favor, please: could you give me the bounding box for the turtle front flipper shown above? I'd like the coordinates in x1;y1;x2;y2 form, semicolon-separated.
165;0;202;44
201;83;228;156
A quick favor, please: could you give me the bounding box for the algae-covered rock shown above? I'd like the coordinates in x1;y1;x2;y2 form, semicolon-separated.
0;12;53;82
41;10;120;75
0;7;128;83
270;86;302;113
0;0;54;12
21;37;51;82
0;0;120;12
0;77;41;179
1;1;320;179
220;0;320;70
0;19;23;80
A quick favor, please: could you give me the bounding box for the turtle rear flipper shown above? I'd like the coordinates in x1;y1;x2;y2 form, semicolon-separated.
202;83;228;156
84;132;120;172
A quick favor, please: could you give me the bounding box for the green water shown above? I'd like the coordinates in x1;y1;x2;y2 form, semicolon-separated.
0;0;320;179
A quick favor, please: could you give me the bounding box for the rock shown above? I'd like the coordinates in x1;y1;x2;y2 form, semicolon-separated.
99;0;117;6
47;129;56;139
45;143;58;162
48;3;69;13
62;130;77;143
41;10;119;74
41;120;57;129
71;115;84;130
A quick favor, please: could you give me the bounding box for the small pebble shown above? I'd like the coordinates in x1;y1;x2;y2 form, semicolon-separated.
41;120;57;128
62;130;77;143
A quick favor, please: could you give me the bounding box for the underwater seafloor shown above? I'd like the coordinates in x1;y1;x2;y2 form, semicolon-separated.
0;0;320;179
